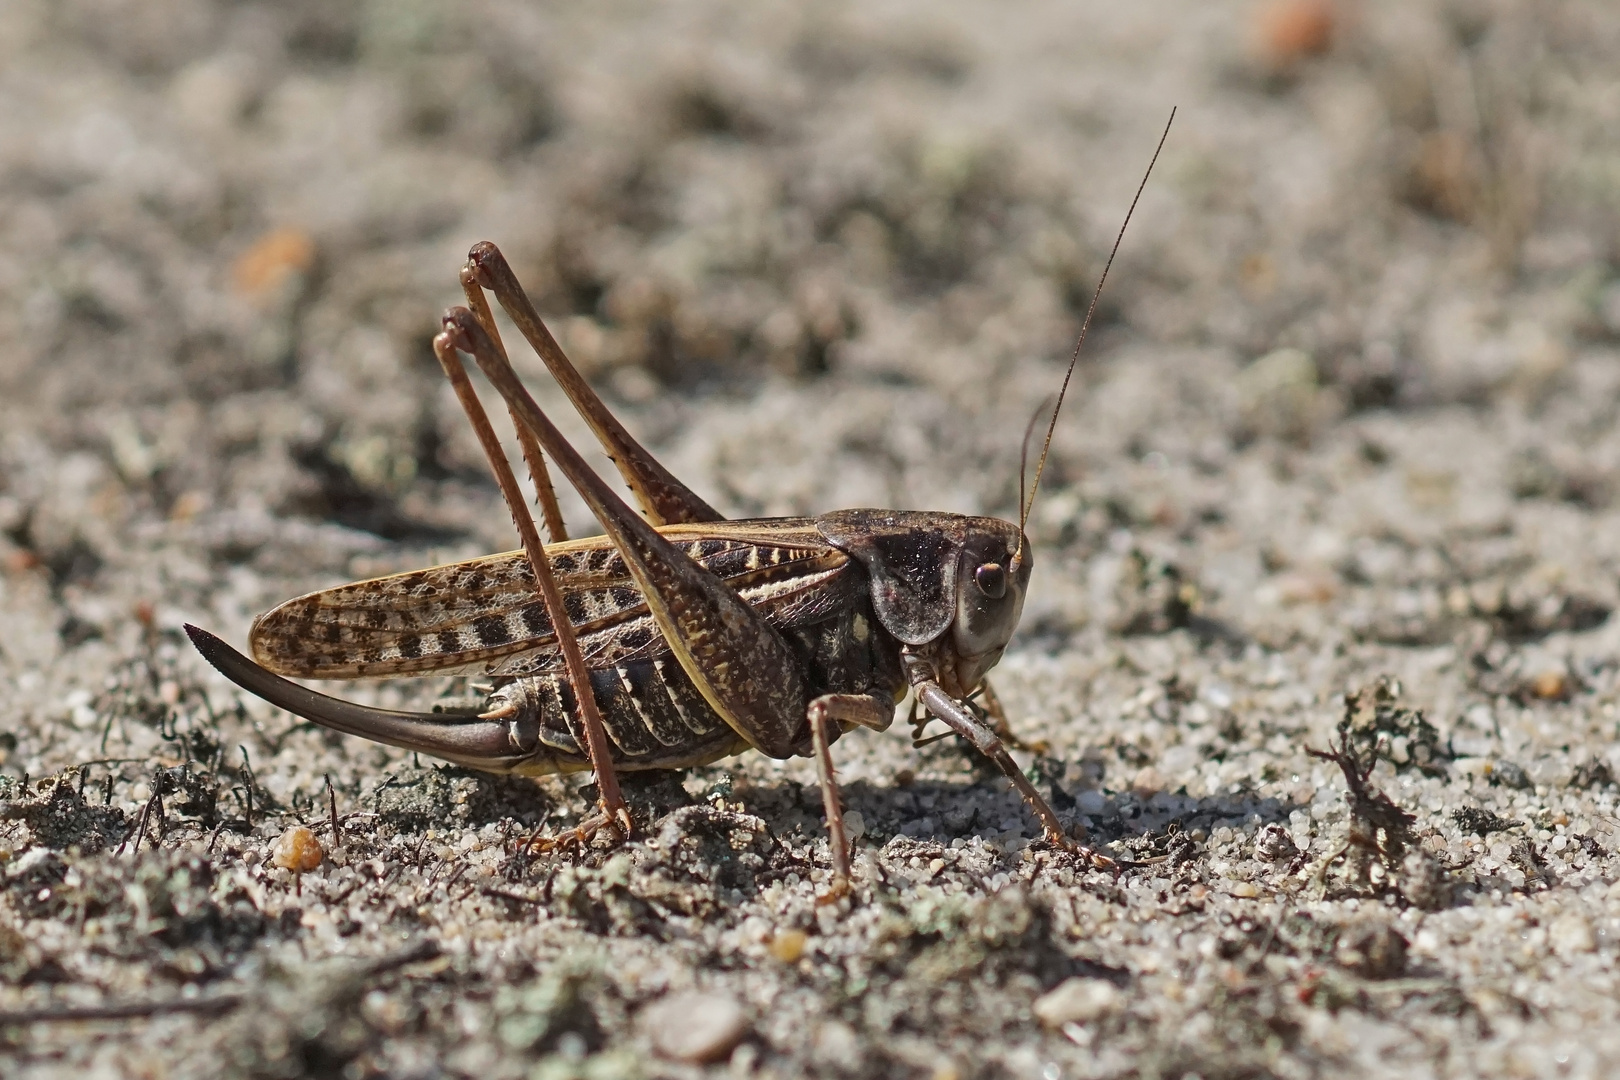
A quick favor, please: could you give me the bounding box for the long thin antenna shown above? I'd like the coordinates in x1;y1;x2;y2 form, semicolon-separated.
1017;394;1056;529
1019;108;1175;534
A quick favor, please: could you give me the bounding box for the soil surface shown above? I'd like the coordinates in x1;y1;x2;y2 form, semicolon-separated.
5;1;1620;1077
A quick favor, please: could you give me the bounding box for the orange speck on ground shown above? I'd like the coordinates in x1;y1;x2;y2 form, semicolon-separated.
233;227;316;298
272;824;325;872
1257;0;1335;64
1530;670;1570;701
769;928;807;963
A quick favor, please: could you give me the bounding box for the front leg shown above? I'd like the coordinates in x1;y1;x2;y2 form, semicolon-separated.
908;662;1112;869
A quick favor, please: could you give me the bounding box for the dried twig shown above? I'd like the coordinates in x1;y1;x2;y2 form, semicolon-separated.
325;773;341;847
1307;725;1418;898
0;995;244;1025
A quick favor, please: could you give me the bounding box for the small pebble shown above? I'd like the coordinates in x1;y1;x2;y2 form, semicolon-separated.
1229;881;1260;898
1488;761;1533;790
1335;922;1408;978
1130;766;1165;796
641;991;748;1063
1033;978;1120;1027
1530;670;1570;701
769;928;807;964
1550;914;1596;956
233;226;316;299
1255;823;1298;862
271;825;324;872
813;1020;862;1071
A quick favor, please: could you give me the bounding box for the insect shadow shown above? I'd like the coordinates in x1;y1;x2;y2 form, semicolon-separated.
836;777;1300;855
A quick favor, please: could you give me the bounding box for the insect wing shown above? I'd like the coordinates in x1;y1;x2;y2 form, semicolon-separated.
249;520;848;679
252;548;556;678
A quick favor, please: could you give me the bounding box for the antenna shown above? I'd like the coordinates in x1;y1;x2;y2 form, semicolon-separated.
1017;394;1056;532
1018;108;1175;536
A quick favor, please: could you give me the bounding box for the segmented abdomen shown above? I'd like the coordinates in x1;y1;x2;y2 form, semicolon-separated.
497;598;906;773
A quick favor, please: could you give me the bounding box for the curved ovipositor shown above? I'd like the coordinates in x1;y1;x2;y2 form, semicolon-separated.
185;624;546;774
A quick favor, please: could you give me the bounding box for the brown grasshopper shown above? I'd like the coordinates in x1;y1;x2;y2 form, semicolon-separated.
186;116;1172;893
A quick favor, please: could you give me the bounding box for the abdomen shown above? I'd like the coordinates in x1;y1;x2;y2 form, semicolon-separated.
499;599;905;774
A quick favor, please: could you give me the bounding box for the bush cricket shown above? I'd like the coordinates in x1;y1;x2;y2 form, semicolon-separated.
186;114;1173;894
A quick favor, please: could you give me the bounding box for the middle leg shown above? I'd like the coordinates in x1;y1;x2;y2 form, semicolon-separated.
806;693;893;898
976;679;1049;756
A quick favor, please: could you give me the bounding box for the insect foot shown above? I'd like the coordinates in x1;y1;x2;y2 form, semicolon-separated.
524;810;632;857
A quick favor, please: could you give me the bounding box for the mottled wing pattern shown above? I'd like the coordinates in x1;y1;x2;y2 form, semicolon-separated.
490;552;859;677
248;519;849;679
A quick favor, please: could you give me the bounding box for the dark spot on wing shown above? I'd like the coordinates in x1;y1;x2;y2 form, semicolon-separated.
473;615;512;646
520;603;550;636
619;624;656;652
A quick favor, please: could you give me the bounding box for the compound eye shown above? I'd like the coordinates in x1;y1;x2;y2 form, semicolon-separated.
974;562;1007;599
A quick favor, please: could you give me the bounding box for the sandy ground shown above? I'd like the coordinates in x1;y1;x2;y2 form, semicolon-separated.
5;0;1620;1077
